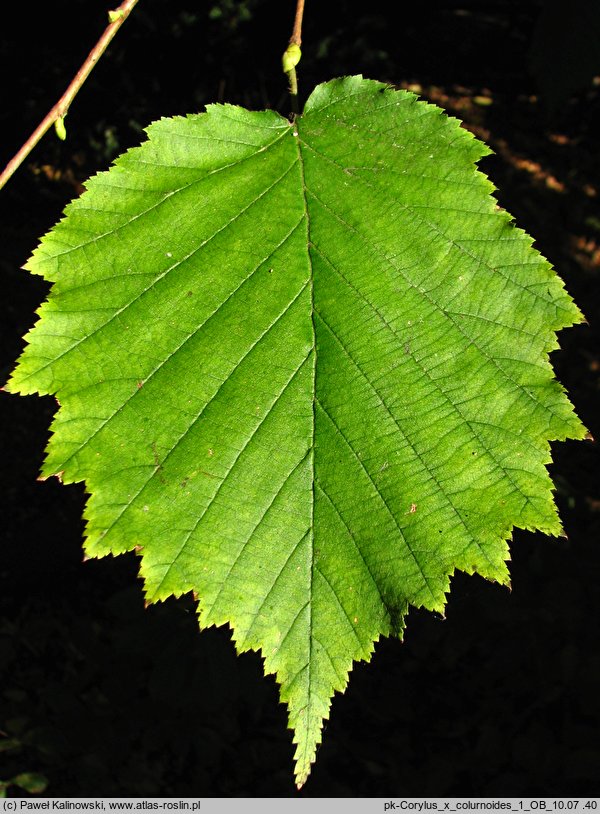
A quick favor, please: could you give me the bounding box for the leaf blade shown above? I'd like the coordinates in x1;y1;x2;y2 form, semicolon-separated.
7;76;586;787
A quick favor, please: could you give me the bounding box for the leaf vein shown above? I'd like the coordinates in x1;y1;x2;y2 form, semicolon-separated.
20;158;300;390
96;286;311;555
315;394;439;603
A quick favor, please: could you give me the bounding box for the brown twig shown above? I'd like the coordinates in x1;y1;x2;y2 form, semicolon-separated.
289;0;305;46
0;0;140;192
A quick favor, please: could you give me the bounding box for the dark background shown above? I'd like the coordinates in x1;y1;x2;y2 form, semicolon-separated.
1;0;599;797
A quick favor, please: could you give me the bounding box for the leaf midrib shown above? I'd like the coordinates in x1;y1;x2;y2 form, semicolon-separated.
293;119;318;778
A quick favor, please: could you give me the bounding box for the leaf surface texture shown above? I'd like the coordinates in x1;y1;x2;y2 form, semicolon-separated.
8;77;585;785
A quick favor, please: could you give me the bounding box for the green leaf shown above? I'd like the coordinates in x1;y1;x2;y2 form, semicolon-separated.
7;76;585;786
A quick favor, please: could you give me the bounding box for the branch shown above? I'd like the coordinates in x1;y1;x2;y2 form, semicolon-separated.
290;0;305;46
283;0;306;114
0;0;140;192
